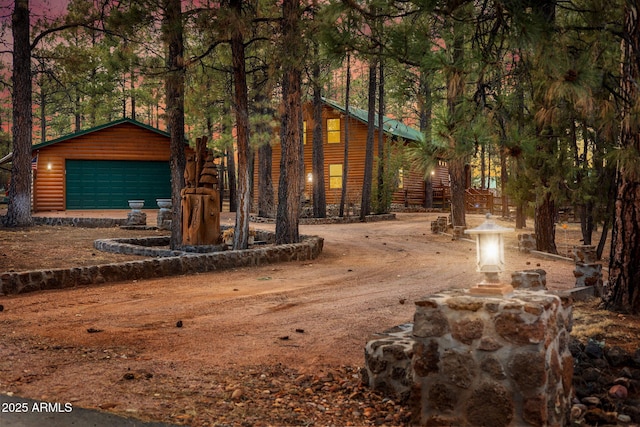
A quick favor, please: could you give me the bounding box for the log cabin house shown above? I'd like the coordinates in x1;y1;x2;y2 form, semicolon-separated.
5;118;189;212
255;98;450;211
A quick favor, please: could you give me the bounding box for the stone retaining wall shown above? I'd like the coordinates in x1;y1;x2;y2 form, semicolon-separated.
251;213;396;225
0;232;323;295
34;216;127;228
92;227;275;258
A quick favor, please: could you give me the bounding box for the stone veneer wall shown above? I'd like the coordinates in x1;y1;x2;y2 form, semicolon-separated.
0;231;323;295
364;289;574;427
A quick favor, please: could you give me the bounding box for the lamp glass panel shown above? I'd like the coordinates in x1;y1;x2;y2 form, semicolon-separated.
479;233;502;272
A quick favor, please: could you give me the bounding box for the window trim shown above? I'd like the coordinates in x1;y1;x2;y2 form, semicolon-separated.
326;118;341;144
329;163;343;189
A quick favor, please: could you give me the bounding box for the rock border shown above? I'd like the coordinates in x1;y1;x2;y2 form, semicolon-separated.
251;213;396;225
0;227;323;295
33;216;127;228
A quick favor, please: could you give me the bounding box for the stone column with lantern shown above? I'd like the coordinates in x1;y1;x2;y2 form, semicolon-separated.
363;214;574;426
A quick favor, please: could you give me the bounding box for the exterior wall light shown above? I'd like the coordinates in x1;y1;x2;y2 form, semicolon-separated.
464;214;514;296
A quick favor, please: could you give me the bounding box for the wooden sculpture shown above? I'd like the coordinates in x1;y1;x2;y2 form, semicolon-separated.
181;136;221;246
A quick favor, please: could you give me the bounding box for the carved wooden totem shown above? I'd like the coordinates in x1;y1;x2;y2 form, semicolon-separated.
181;136;221;246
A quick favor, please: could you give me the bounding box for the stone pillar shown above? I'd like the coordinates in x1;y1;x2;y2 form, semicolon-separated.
572;245;603;292
157;206;172;230
572;245;597;263
452;226;466;240
126;211;147;226
431;216;449;234
574;263;603;288
511;269;547;290
517;233;536;253
157;211;172;230
410;290;573;426
363;290;573;427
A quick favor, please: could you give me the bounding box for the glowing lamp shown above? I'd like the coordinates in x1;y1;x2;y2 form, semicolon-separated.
464;214;514;296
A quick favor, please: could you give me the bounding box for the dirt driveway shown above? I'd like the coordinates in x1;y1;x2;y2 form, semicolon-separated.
0;212;578;426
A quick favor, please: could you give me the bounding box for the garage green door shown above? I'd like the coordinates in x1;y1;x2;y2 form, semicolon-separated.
66;160;171;209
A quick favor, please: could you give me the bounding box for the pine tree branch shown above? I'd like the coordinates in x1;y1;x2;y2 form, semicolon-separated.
31;22;120;51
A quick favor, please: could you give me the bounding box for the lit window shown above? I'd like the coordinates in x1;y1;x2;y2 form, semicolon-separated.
327;118;341;144
398;168;404;189
303;121;307;145
329;164;342;189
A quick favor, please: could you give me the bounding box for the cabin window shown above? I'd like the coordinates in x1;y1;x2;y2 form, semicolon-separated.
303;121;307;145
329;164;342;188
327;118;341;143
397;168;404;189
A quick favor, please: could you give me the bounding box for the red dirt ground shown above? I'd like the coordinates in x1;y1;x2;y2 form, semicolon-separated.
0;212;638;426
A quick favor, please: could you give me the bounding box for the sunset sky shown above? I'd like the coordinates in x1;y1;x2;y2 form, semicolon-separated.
1;0;70;133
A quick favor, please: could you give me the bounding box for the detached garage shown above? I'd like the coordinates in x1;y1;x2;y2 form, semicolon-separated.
30;118;184;212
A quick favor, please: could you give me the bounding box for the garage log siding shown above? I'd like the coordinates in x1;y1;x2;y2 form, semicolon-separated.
32;121;176;211
254;103;441;210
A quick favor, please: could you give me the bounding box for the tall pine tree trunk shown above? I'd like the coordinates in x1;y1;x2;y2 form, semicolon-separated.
447;16;466;228
5;0;33;228
230;0;251;250
514;62;527;229
39;87;46;143
376;59;385;214
360;59;377;221
419;70;433;209
222;100;237;213
449;158;467;227
275;0;302;244
535;192;557;253
605;0;640;313
258;142;274;217
500;143;509;217
532;0;558;253
227;147;237;212
163;0;186;249
311;50;326;218
339;54;351;217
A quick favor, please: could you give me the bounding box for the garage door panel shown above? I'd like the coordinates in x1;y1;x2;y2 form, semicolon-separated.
66;160;171;209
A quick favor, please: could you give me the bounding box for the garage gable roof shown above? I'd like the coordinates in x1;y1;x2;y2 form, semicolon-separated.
322;98;424;143
31;118;170;151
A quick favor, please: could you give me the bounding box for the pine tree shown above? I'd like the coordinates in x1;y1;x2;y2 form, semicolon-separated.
360;59;377;220
276;0;303;244
4;0;33;228
310;41;327;218
340;53;351;217
605;0;640;314
228;0;253;249
162;0;187;249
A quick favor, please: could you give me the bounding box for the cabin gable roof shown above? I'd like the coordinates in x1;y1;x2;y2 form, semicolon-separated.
31;118;170;151
321;98;424;143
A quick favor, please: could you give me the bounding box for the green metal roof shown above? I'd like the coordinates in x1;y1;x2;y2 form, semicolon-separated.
322;98;424;143
32;118;171;150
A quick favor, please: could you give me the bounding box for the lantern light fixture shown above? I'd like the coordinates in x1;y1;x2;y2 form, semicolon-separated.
464;213;514;296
